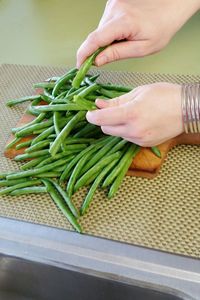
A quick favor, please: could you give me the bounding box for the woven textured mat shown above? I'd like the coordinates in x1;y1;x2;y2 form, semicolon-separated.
0;64;199;258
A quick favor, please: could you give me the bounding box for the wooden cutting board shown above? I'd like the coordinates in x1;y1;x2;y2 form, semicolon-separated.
4;105;200;178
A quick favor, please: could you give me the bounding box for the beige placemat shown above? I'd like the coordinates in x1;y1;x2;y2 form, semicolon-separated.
0;64;199;258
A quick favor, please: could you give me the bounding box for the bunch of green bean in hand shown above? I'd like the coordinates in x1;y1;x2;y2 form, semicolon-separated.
1;48;161;233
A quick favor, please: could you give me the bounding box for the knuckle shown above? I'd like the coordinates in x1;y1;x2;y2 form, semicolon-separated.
87;31;99;45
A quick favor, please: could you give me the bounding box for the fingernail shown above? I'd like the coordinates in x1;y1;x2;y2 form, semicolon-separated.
96;55;107;66
86;111;94;123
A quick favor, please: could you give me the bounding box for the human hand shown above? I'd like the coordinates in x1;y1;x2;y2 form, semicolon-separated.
86;82;184;147
77;0;200;67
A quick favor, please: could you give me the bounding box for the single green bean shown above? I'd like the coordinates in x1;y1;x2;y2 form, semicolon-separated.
16;140;32;150
98;87;125;99
6;95;41;107
53;111;61;136
49;111;86;157
10;186;47;196
48;179;79;218
12;113;47;133
0;178;31;187
80;159;118;215
20;156;49;170
99;84;132;93
25;140;51;153
0;179;41;195
34;103;87;112
108;145;140;199
77;83;99;98
73;95;96;111
16;119;53;138
33;82;55;89
7;158;69;180
52;68;77;97
15;149;50;161
31;125;54;145
151;146;161;158
72;47;105;89
37;153;74;168
35;172;61;178
42;179;82;233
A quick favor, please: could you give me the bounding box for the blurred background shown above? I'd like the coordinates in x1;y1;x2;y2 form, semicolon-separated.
0;0;199;74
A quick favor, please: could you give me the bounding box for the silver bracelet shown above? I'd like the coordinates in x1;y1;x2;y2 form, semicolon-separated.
181;83;200;133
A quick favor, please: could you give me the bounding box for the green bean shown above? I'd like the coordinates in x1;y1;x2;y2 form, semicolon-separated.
10;186;47;196
0;171;18;179
151;146;161;158
7;158;69;180
20;156;49;170
98;87;125;99
42;179;82;233
78;83;99;98
0;178;30;187
15;149;50;161
31;125;54;145
108;145;140;199
73;123;99;138
72;47;105;89
102;143;136;188
0;179;41;195
27;105;41;116
89;74;100;82
16;140;32;150
52;68;77;97
12;113;47;134
80;137;120;175
37;153;74;168
6;95;41;107
16;119;53;138
53;111;61;136
5;137;21;149
48;179;79;218
40;94;53;104
74;151;121;192
25;140;51;153
73;95;96;111
80;159;118;215
33;82;56;89
49;111;86;157
45;76;60;82
99;84;132;93
60;137;111;182
64;138;96;145
35;172;61;178
34;103;88;112
67;147;97;197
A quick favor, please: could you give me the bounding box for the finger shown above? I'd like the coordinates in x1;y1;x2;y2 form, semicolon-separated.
101;125;128;137
95;40;150;66
95;89;141;109
76;20;137;68
86;106;127;126
95;94;131;109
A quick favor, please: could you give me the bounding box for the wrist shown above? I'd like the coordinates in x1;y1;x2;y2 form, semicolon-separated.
181;83;200;133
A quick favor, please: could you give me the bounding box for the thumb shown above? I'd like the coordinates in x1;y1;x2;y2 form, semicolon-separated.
95;40;150;66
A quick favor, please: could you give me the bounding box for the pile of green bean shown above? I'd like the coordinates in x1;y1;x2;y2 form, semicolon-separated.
1;48;161;233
